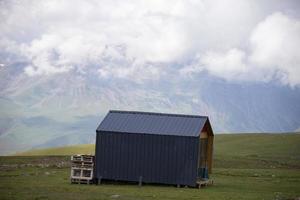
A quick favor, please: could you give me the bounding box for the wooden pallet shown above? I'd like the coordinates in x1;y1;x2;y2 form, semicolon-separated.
71;178;93;184
196;179;213;188
71;162;94;168
71;155;94;163
71;168;93;176
70;155;94;184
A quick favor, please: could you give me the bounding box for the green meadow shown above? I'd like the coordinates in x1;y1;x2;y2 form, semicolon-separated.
1;133;300;200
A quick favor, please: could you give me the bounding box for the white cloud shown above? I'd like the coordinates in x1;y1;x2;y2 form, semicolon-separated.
0;0;262;74
200;49;247;80
181;12;300;86
21;34;73;76
1;0;300;86
250;12;300;86
180;48;253;82
97;45;163;82
98;63;161;83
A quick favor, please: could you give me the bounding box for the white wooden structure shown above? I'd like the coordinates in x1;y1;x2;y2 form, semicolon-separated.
70;155;94;184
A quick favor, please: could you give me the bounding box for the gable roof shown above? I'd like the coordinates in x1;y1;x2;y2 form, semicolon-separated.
96;110;211;137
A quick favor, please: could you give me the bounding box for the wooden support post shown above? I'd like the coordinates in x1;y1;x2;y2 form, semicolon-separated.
139;176;143;187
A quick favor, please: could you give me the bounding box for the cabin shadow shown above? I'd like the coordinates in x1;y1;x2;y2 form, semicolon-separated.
95;178;207;189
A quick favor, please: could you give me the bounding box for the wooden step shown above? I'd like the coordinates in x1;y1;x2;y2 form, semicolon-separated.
196;179;213;188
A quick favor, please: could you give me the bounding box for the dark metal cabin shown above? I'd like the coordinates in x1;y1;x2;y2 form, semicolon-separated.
95;110;214;187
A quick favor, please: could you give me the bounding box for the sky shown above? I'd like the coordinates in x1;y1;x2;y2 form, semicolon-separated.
1;0;300;155
1;0;300;87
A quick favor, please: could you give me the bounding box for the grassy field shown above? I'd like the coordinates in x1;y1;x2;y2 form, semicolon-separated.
1;133;300;200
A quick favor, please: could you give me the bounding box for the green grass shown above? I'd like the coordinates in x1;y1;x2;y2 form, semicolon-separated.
214;133;300;168
1;133;300;200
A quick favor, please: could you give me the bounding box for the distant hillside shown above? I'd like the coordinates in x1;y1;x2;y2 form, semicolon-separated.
14;144;95;156
15;133;300;168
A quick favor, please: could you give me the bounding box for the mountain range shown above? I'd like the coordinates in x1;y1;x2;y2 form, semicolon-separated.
0;62;300;155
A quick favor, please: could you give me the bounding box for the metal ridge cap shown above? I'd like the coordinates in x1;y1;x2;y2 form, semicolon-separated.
109;110;208;119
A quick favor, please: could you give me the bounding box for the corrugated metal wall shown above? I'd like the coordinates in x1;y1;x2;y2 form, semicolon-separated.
95;131;199;187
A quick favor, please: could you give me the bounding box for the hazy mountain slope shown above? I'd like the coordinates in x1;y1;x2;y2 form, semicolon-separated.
0;63;300;155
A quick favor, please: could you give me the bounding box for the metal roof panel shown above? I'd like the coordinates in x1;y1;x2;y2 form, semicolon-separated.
97;110;208;137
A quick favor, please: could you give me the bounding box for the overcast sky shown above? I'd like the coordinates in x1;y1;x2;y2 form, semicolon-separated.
1;0;300;87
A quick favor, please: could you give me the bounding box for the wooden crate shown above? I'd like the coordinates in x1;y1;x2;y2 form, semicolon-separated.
70;155;94;184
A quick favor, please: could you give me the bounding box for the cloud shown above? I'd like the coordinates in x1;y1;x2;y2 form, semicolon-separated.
0;0;262;72
1;0;300;86
250;12;300;86
22;34;74;76
181;49;247;81
97;45;163;82
181;12;300;87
